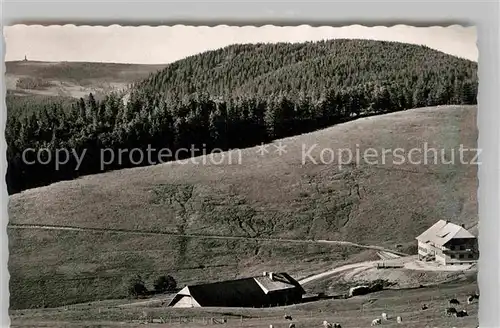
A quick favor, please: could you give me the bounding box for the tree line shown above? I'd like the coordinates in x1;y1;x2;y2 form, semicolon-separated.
6;39;478;194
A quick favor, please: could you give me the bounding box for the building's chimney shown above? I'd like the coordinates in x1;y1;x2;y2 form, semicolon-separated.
263;271;267;277
268;272;274;280
461;224;466;228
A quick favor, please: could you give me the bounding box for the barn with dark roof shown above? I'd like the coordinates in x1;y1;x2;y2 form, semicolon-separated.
167;271;305;308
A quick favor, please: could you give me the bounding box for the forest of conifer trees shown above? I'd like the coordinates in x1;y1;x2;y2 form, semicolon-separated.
5;39;478;194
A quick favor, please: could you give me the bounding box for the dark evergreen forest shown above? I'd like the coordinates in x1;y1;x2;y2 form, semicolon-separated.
6;39;478;194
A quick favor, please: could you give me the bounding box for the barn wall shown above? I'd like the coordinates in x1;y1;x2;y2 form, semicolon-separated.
172;296;200;308
267;289;303;306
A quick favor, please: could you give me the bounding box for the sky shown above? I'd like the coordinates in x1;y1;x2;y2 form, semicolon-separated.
4;24;478;64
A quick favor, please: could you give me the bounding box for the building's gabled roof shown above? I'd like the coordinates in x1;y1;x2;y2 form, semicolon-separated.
416;220;475;246
167;272;304;307
173;278;267;307
416;220;448;243
254;272;303;294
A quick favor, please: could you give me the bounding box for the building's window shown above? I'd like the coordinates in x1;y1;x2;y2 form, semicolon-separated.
450;245;455;250
459;254;464;259
460;245;465;250
468;254;473;259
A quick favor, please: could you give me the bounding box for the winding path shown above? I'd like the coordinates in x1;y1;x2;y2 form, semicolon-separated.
9;223;407;291
7;223;407;256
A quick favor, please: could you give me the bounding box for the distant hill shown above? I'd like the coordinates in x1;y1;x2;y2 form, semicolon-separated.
133;39;477;100
6;39;477;195
5;60;168;99
8;105;478;308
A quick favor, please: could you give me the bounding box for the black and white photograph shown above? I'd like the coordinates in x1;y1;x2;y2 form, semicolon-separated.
4;24;479;327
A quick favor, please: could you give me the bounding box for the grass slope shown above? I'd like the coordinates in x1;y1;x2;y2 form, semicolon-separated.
8;105;478;309
10;282;478;327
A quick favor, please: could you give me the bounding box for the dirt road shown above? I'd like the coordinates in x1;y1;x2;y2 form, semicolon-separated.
298;260;379;285
377;251;401;260
298;253;474;286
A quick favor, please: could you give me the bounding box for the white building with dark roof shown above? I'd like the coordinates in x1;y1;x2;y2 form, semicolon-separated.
416;220;478;265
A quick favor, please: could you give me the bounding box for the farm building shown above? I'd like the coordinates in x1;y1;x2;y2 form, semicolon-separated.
416;220;478;265
167;271;305;308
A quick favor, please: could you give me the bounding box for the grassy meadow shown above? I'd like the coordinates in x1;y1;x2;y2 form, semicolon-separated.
8;105;478;308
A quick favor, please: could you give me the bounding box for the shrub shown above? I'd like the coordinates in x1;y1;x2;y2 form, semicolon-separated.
153;275;177;293
127;275;148;298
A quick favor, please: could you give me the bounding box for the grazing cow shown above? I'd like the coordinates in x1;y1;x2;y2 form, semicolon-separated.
421;304;428;310
322;320;333;328
455;310;468;317
468;293;480;304
332;324;342;328
449;298;460;305
445;307;457;316
381;313;388;320
269;325;274;328
288;324;296;328
371;318;382;326
396;316;402;323
284;314;293;321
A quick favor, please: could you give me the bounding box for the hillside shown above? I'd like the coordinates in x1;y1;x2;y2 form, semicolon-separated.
6;39;478;194
9;282;479;327
5;60;168;99
133;39;477;100
8;105;478;309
